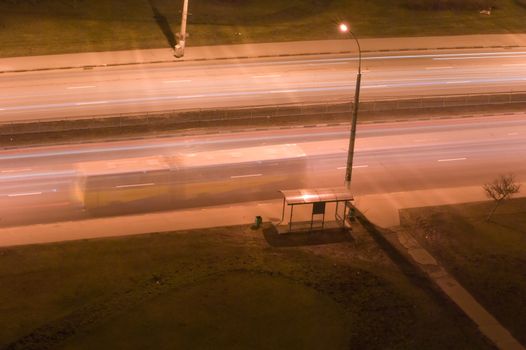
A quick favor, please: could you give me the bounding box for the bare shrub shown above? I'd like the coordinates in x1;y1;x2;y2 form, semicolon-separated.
483;174;521;221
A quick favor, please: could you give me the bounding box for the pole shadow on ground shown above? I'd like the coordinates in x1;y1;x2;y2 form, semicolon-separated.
148;0;176;48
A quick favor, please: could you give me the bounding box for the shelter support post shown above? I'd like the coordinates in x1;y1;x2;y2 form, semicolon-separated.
289;204;294;233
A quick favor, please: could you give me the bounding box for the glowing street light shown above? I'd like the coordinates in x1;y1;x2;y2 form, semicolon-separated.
339;22;362;189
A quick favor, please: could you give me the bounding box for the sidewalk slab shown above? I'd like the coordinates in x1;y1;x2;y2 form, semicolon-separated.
1;34;526;73
0;199;281;247
354;182;526;228
0;196;351;247
2;183;524;247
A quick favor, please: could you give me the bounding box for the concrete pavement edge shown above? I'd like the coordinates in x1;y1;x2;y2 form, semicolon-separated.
1;34;526;74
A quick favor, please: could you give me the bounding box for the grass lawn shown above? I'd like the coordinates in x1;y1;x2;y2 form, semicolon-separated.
0;224;491;349
401;197;526;346
1;0;526;57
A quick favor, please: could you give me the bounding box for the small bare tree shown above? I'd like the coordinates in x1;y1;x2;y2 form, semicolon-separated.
483;174;521;221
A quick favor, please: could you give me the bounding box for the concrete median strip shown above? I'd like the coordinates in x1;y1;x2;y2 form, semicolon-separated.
2;92;525;144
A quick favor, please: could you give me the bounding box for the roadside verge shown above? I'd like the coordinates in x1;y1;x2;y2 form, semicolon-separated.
2;34;526;74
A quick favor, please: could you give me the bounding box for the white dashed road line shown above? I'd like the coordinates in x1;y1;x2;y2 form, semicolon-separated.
337;165;368;170
434;55;526;61
115;183;155;188
8;192;42;197
364;85;387;89
75;101;108;106
67;86;96;90
437;157;467;162
252;74;282;78
270;89;298;94
177;94;205;99
1;168;32;173
163;80;192;83
230;173;262;179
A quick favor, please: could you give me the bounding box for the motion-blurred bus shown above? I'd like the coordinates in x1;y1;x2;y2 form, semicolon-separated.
74;144;308;216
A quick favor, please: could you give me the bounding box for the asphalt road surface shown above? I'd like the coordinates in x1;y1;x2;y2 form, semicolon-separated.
0;114;524;227
1;49;526;122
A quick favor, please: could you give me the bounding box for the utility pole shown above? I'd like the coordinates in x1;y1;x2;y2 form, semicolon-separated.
174;0;189;58
339;23;362;190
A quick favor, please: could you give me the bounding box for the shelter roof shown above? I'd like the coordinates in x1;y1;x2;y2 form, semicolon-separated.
279;187;353;205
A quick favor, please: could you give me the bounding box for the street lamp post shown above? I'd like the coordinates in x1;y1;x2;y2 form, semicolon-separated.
174;0;189;58
339;23;362;190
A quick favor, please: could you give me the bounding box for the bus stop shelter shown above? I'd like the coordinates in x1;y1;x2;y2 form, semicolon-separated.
279;187;354;233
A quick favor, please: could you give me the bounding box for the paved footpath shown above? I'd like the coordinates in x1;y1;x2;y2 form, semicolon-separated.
1;33;526;73
3;182;525;246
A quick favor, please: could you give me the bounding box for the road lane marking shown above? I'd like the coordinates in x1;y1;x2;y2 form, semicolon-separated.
1;168;32;173
176;94;205;99
363;85;387;89
0;108;5;111
230;173;262;179
307;62;347;66
75;101;108;106
252;74;281;78
0;170;76;180
337;165;368;170
425;66;453;70
508;132;519;136
115;182;155;188
413;138;436;142
67;85;96;89
5;74;526;114
269;89;298;93
437;157;467;162
7;192;43;197
502;63;526;67
445;81;471;84
164;80;192;83
434;55;526;61
25;201;71;209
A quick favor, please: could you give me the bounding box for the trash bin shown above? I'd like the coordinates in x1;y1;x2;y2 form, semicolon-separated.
254;215;263;229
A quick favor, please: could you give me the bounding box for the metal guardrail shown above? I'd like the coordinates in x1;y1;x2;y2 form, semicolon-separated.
1;91;525;136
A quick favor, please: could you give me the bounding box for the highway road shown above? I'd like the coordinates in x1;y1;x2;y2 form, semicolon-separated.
0;114;524;227
1;49;526;121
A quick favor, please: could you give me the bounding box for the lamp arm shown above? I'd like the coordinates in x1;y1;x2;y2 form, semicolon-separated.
349;31;362;74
